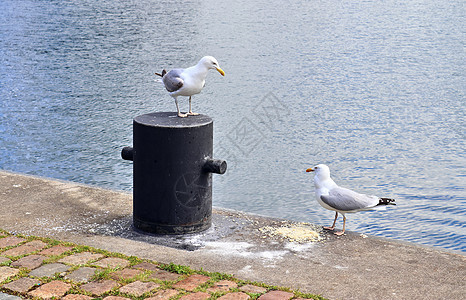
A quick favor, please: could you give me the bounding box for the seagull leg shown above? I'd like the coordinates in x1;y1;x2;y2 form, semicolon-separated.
175;98;187;118
323;212;338;231
334;214;346;236
187;96;199;116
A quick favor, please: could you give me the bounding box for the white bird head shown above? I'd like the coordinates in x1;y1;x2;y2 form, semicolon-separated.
198;56;225;76
306;164;331;180
306;164;336;189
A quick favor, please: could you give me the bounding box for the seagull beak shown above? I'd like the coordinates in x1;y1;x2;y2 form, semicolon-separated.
306;168;314;172
216;67;225;76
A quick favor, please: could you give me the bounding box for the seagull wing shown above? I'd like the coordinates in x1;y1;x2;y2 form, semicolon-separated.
320;186;379;212
163;69;184;92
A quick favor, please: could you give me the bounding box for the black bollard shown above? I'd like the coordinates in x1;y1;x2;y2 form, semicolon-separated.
122;112;226;234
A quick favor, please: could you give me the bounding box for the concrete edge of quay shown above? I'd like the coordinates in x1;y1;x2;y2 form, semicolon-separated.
0;169;465;300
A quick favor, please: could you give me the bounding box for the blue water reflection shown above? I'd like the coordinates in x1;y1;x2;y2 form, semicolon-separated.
0;0;464;252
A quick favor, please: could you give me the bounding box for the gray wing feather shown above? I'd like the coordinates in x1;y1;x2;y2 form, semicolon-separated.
162;69;184;92
320;187;379;212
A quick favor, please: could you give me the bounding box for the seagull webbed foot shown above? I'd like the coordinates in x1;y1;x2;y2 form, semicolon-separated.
334;230;345;236
177;112;188;118
323;226;335;231
187;111;199;116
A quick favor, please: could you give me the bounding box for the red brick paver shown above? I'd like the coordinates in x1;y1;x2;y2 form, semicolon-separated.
119;280;160;296
80;280;119;296
218;292;251;300
207;280;237;292
240;284;267;294
28;280;71;299
173;274;210;291
179;292;210;300
39;245;73;256
103;297;131;300
58;252;104;265
62;295;93;300
0;257;10;264
258;290;294;300
0;266;20;282
148;269;182;281
2;277;40;293
0;236;25;248
11;254;46;269
94;257;130;269
146;289;179;299
1;240;47;256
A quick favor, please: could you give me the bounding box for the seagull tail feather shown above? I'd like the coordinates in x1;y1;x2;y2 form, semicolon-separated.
378;198;396;206
154;69;167;77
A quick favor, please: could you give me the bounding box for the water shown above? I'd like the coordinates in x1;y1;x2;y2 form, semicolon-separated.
0;0;464;252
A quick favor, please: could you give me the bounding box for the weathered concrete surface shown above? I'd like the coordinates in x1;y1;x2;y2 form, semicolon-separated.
0;170;464;300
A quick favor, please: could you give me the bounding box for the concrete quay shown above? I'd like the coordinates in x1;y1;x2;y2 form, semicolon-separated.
0;170;464;300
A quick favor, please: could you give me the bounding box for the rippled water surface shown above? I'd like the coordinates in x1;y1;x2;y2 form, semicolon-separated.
1;0;464;252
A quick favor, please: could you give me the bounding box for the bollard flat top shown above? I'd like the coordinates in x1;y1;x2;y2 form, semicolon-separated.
134;112;212;128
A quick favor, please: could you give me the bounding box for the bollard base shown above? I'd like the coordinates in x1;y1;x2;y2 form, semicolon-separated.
133;215;212;235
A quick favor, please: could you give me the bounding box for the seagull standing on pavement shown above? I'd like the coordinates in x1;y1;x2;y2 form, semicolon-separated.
306;164;396;235
155;56;225;118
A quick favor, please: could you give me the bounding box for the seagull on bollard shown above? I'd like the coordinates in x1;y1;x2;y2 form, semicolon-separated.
306;164;396;236
155;56;225;118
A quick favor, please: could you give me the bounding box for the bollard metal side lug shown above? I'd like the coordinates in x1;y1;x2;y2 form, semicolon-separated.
121;146;134;161
203;158;227;174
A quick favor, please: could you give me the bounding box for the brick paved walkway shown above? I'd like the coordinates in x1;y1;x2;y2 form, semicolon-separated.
0;231;324;300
